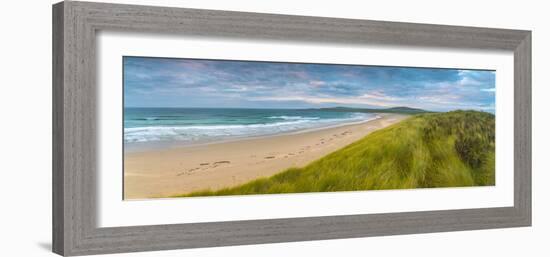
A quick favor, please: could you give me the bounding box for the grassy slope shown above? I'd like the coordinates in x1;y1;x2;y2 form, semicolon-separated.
321;106;429;114
181;111;495;197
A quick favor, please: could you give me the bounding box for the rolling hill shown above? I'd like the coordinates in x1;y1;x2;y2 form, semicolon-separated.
181;110;495;197
320;106;430;114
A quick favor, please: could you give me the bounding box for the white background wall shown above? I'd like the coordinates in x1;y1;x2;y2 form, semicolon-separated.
0;0;548;256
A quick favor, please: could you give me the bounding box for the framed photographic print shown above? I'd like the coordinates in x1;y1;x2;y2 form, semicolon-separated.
52;1;531;256
122;57;497;200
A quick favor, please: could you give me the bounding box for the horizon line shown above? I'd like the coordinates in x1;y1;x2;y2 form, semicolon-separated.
123;106;425;110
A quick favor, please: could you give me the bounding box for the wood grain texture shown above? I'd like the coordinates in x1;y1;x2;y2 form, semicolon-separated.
52;1;532;256
514;32;532;224
52;2;65;255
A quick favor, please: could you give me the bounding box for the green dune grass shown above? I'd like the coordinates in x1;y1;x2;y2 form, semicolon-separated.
179;110;495;197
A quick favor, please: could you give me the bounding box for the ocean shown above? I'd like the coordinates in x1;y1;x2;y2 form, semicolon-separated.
124;108;378;146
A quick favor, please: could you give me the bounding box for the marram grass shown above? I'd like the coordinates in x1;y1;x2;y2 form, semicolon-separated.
179;110;495;197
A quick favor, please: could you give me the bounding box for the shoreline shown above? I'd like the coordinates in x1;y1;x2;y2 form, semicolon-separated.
124;114;382;153
124;113;409;199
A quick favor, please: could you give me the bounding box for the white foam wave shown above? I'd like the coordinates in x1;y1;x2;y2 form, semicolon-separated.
267;115;320;120
124;113;377;143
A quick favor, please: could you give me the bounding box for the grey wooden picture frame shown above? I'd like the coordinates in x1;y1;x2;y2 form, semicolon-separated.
52;1;531;256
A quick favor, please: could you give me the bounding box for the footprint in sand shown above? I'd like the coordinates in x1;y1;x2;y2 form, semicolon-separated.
214;161;231;164
210;160;231;169
180;161;232;175
176;167;200;176
340;131;352;136
264;156;275;159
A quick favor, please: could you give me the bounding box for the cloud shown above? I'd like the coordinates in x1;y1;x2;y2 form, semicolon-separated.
309;80;326;87
124;57;495;112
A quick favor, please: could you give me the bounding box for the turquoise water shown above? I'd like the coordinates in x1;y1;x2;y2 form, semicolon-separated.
124;108;378;145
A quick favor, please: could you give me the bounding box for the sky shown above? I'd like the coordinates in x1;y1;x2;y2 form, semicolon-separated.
123;56;496;112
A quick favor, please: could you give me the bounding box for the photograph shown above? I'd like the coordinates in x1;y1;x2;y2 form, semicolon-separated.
123;57;496;200
0;0;540;256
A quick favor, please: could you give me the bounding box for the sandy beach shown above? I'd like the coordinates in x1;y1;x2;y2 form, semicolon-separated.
124;113;408;199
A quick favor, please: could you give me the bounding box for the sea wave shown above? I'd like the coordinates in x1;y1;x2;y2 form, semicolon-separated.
124;113;377;143
267;115;320;120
